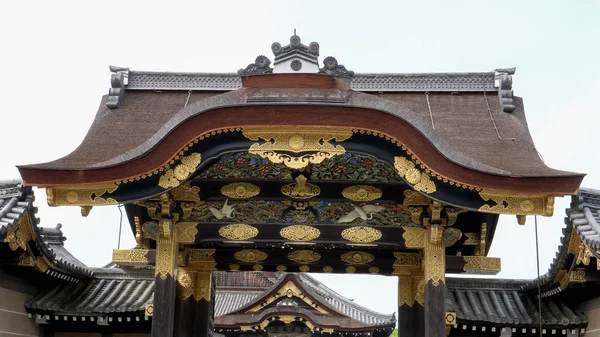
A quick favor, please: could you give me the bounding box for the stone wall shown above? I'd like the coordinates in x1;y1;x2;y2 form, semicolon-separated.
0;287;38;337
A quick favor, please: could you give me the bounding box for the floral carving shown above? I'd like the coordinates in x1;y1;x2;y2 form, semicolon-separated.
234;249;267;263
317;202;416;227
288;250;321;264
197;153;292;180
311;153;402;183
218;224;259;241
280;225;320;241
341;226;382;243
340;251;375;265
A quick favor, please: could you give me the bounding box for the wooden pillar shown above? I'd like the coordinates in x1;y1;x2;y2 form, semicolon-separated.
393;253;424;337
175;268;197;337
152;219;178;337
193;271;216;337
424;225;446;337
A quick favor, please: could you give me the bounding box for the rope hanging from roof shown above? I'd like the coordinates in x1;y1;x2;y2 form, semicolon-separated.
425;92;435;130
534;215;543;337
483;90;503;140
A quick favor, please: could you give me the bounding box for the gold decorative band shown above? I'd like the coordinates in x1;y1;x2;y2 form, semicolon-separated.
462;256;501;274
112;249;149;264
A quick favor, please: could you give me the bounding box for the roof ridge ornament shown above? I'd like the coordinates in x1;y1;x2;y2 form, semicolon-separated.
271;34;320;74
495;67;516;113
319;56;355;78
238;55;274;76
106;66;129;109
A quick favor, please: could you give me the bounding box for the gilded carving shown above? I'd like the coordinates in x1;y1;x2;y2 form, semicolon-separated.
188;249;216;272
369;266;380;274
46;183;118;206
18;254;34;267
403;227;426;249
424;225;445;286
171;182;201;204
394;157;436;194
177;268;194;300
346;266;356;273
570;269;586;283
463;233;478;245
475;223;487;256
393;252;421;267
156;222;177;280
4;214;34;251
341;226;382;243
276;265;287;271
230;264;240;270
112;249;149;264
478;190;554;216
234;249;267;263
176;222;199;243
145;304;154;317
247;281;329;314
34;256;51;273
221;182;260;199
281;175;320;199
323;266;333;273
158;153;201;189
299;265;310;272
398;276;413;307
413;275;425;306
341;251;375;265
253;264;263;271
243;127;353;169
219;224;259;241
288;250;321;264
280;225;320;241
445;312;457;325
195;272;212;301
463;256;502;274
342;185;383;202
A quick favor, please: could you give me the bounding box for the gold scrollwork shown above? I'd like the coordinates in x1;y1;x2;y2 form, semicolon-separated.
478;190;554;216
221;182;260;199
176;222;199;243
281;175;320;199
288;250;321;264
280;225;320;241
159;153;202;189
243;127;353;169
234;249;267;263
341;251;375;265
463;256;502;275
46;183;118;206
394;157;436;194
341;226;382;243
403;227;426;249
112;249;149;264
219;224;259;241
342;185;383;202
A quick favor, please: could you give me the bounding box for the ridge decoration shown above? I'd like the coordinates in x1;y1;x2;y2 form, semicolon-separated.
159;153;201;189
243;127;353;169
341;226;382;243
280;225;320;241
288;250;321;264
394;156;436;194
218;224;259;241
3;214;34;251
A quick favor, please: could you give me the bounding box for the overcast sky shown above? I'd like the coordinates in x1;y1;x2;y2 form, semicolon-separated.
1;0;599;319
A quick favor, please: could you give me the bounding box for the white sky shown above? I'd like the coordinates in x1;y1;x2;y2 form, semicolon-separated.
1;0;599;319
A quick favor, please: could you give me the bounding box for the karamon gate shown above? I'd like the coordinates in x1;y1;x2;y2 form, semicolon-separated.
17;35;584;337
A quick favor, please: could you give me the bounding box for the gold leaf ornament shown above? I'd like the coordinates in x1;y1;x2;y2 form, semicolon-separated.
219;224;259;241
159;153;201;189
342;185;383;202
221;183;260;199
280;225;321;241
234;249;267;263
394;156;436;194
340;251;375;265
341;226;382;243
288;250;321;264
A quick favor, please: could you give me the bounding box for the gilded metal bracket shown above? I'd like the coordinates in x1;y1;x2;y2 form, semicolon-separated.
46;183;118;206
462;256;502;274
478;190;554;216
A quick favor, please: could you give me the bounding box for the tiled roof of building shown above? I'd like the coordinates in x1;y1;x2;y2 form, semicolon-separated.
0;179;34;236
447;279;586;327
124;71;498;92
571;188;600;250
36;224;92;278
